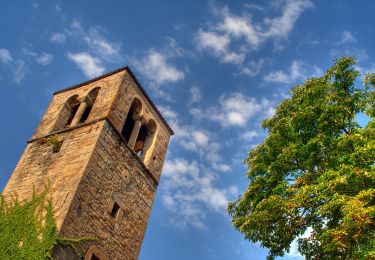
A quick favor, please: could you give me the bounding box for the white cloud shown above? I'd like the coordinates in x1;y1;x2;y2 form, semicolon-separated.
192;131;209;146
218;8;261;48
68;19;121;62
161;158;237;229
189;86;202;104
196;0;313;65
264;60;322;84
84;30;119;58
133;50;184;86
264;70;290;83
183;130;210;151
207;92;274;127
50;32;66;44
35;53;53;65
240;58;268;76
339;30;357;44
13;60;28;84
0;48;27;83
196;29;245;65
67;52;105;78
158;105;178;121
163;158;200;178
0;49;13;63
241;130;259;141
261;0;313;40
23;50;54;66
160;105;230;171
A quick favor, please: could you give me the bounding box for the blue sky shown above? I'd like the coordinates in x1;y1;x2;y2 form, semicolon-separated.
1;1;374;259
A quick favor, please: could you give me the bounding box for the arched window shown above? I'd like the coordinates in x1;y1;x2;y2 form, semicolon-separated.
134;124;148;156
79;87;100;123
135;119;157;158
52;95;80;131
121;99;142;143
65;97;80;126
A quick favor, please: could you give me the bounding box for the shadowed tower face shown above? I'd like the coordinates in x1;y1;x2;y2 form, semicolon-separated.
2;68;173;260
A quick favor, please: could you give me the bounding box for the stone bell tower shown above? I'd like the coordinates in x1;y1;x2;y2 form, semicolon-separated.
2;67;173;259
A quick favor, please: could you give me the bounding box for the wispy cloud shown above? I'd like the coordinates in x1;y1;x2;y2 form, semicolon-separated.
241;130;259;141
0;49;13;63
240;58;269;76
62;19;122;78
338;30;357;44
67;52;105;78
160;105;231;172
35;53;53;65
196;29;245;64
133;50;184;86
12;60;28;84
24;50;54;65
263;60;322;84
0;48;28;83
50;32;66;44
203;92;274;127
189;86;202;104
161;158;238;229
196;0;313;65
69;19;121;62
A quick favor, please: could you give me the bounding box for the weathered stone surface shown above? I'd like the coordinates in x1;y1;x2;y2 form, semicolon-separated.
2;68;173;259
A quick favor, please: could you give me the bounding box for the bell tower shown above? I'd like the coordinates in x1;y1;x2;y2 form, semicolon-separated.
2;67;173;259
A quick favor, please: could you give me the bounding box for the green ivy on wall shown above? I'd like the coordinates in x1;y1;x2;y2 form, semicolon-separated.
0;188;96;259
0;189;58;259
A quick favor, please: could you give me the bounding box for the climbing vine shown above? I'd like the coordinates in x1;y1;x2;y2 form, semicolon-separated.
0;188;95;259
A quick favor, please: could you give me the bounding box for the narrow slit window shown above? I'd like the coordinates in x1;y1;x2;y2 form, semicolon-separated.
110;202;120;218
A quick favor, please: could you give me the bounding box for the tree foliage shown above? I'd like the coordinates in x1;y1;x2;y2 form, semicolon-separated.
228;57;375;259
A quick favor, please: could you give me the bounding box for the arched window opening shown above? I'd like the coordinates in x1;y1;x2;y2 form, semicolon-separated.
54;95;80;130
79;87;100;123
66;103;80;126
134;124;148;156
136;119;157;159
52;95;80;131
121;99;142;143
65;95;80;127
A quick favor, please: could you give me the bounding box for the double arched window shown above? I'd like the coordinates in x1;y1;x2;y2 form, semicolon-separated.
121;99;157;159
53;87;100;131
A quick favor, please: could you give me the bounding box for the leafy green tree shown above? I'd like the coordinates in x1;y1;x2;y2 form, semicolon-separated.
228;57;375;259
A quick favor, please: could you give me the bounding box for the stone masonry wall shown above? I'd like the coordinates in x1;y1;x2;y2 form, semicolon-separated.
58;120;157;259
109;71;171;181
2;122;101;229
